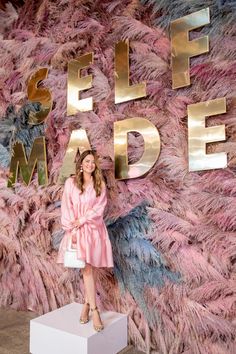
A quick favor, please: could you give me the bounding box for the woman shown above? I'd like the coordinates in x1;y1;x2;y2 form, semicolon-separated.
57;150;114;332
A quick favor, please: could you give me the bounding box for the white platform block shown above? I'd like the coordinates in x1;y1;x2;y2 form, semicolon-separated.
30;302;128;354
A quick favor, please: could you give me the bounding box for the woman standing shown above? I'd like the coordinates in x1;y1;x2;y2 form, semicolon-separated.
57;150;114;331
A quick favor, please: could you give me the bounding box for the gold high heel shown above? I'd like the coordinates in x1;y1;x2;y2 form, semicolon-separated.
80;302;90;324
91;306;104;332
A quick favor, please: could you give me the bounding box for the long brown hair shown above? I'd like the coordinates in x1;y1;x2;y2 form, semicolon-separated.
74;150;104;197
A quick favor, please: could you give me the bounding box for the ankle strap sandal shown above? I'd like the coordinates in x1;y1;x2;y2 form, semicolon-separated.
80;302;90;324
91;306;104;332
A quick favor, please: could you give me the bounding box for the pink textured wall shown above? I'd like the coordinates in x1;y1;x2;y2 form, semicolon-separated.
0;1;236;353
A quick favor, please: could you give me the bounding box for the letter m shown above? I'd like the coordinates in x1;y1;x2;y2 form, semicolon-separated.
7;137;48;187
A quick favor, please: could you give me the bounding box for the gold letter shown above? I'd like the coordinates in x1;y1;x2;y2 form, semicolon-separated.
57;129;91;183
114;117;160;180
67;53;94;115
171;8;210;89
188;98;227;172
115;40;146;104
27;68;52;124
8;137;48;187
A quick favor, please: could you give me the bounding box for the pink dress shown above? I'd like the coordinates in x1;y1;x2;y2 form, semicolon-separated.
57;177;114;268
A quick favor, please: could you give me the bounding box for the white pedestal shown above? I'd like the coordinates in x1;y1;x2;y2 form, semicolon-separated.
30;302;128;354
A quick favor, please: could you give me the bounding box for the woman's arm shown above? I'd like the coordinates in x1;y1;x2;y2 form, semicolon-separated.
61;178;76;231
79;182;107;227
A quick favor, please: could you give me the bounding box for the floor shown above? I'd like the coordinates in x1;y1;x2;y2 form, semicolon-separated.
0;307;144;354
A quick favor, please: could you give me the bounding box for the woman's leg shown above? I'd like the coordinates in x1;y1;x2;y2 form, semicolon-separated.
82;264;96;306
81;264;103;328
83;269;98;304
80;265;92;321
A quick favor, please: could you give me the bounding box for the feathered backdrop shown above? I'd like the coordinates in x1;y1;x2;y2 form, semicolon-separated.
0;1;236;353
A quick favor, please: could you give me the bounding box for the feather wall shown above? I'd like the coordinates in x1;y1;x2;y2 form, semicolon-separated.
0;1;236;353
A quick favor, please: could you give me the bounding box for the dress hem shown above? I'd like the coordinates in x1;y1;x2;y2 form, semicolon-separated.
56;259;114;268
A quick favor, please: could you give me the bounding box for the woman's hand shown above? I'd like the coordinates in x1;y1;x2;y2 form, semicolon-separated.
70;219;81;245
73;219;81;228
71;228;77;244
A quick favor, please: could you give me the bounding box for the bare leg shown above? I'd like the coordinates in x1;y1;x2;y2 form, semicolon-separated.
82;264;103;329
82;264;96;306
79;265;91;322
83;279;89;304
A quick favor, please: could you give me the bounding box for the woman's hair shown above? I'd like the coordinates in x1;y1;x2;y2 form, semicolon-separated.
74;150;104;197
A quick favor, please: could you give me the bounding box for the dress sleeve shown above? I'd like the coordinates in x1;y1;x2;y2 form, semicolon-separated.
79;184;107;226
61;178;76;231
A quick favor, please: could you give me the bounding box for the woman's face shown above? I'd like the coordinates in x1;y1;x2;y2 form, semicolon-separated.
81;154;96;174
